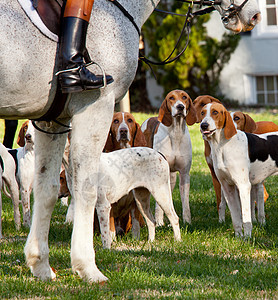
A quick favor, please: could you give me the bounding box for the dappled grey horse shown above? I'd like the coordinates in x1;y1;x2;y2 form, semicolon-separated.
0;0;260;282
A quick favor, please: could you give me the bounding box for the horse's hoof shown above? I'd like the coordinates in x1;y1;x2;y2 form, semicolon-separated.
72;264;108;283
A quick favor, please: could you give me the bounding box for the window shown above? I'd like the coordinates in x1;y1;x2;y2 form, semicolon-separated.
266;0;278;25
253;0;278;37
255;75;278;105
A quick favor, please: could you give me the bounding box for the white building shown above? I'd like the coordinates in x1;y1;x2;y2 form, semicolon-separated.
206;0;278;106
147;0;278;107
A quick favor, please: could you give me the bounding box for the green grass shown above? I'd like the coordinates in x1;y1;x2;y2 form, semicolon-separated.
0;110;278;299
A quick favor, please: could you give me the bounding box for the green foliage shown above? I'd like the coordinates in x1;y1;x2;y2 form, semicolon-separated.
142;2;240;99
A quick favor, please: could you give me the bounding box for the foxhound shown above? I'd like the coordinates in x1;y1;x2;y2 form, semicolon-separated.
200;102;278;237
142;90;197;225
63;113;147;237
8;120;35;227
64;146;181;248
0;143;20;238
194;96;277;222
230;111;278;224
103;112;147;238
231;111;278;135
193;95;223;219
104;112;147;151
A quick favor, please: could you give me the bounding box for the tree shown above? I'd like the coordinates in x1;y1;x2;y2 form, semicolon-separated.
141;1;240;101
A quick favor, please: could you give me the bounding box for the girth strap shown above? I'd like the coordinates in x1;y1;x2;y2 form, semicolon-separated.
0;156;4;172
34;86;69;122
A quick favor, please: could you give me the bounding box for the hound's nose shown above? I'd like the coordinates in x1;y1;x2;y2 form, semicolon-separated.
120;128;128;139
201;122;209;131
25;133;32;141
176;104;184;111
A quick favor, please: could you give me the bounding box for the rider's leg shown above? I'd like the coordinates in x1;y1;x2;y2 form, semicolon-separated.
58;0;113;93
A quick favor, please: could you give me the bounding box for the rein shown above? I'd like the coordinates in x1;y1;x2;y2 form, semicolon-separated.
109;0;250;71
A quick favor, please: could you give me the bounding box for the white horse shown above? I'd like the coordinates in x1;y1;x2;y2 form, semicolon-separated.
0;0;260;283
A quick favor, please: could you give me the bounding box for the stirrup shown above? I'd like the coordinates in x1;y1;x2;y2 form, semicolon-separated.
55;61;108;89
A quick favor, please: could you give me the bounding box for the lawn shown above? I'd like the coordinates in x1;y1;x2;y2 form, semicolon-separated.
0;109;278;299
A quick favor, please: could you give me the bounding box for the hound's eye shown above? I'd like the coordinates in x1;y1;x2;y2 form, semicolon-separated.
182;96;187;100
234;116;240;121
127;118;133;123
113;119;119;124
201;111;205;116
169;96;174;100
212;110;218;115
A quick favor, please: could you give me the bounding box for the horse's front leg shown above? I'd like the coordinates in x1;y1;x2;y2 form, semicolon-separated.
25;121;68;280
70;93;114;282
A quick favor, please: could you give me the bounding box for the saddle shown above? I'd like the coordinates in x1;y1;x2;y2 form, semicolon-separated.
31;0;63;36
26;0;68;122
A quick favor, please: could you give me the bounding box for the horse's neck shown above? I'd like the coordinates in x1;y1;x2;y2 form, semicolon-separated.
104;0;160;28
139;0;161;26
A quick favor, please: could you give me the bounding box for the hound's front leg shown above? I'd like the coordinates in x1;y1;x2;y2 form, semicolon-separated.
221;182;243;237
20;188;31;227
218;189;227;223
70;93;114;282
25;122;68;281
252;183;265;225
96;199;112;249
179;171;191;224
133;188;156;242
155;172;176;226
237;182;252;237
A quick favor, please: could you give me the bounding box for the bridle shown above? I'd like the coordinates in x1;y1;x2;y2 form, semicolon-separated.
175;0;251;24
217;0;251;24
110;0;251;69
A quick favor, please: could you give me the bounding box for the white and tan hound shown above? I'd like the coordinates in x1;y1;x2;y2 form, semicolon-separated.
0;143;20;238
194;96;277;223
103;112;147;239
96;147;181;248
193;95;223;220
141;90;197;224
104;112;147;151
8;120;35;227
63;146;181;249
200;102;278;237
61;114;148;244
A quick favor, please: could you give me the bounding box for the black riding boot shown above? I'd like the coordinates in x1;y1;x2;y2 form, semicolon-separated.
58;17;113;93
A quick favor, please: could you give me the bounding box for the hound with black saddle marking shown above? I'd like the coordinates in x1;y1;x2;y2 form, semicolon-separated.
200;103;278;237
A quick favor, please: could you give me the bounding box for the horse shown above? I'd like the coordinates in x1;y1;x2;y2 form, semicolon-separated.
0;0;260;283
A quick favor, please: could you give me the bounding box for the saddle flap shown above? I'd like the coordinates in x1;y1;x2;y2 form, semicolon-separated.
33;0;63;36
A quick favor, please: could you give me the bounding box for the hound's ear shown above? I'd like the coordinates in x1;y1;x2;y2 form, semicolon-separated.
17;124;26;147
103;131;114;152
186;97;197;126
208;95;221;103
244;113;257;133
224;110;237;140
133;123;147;147
158;99;172;127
